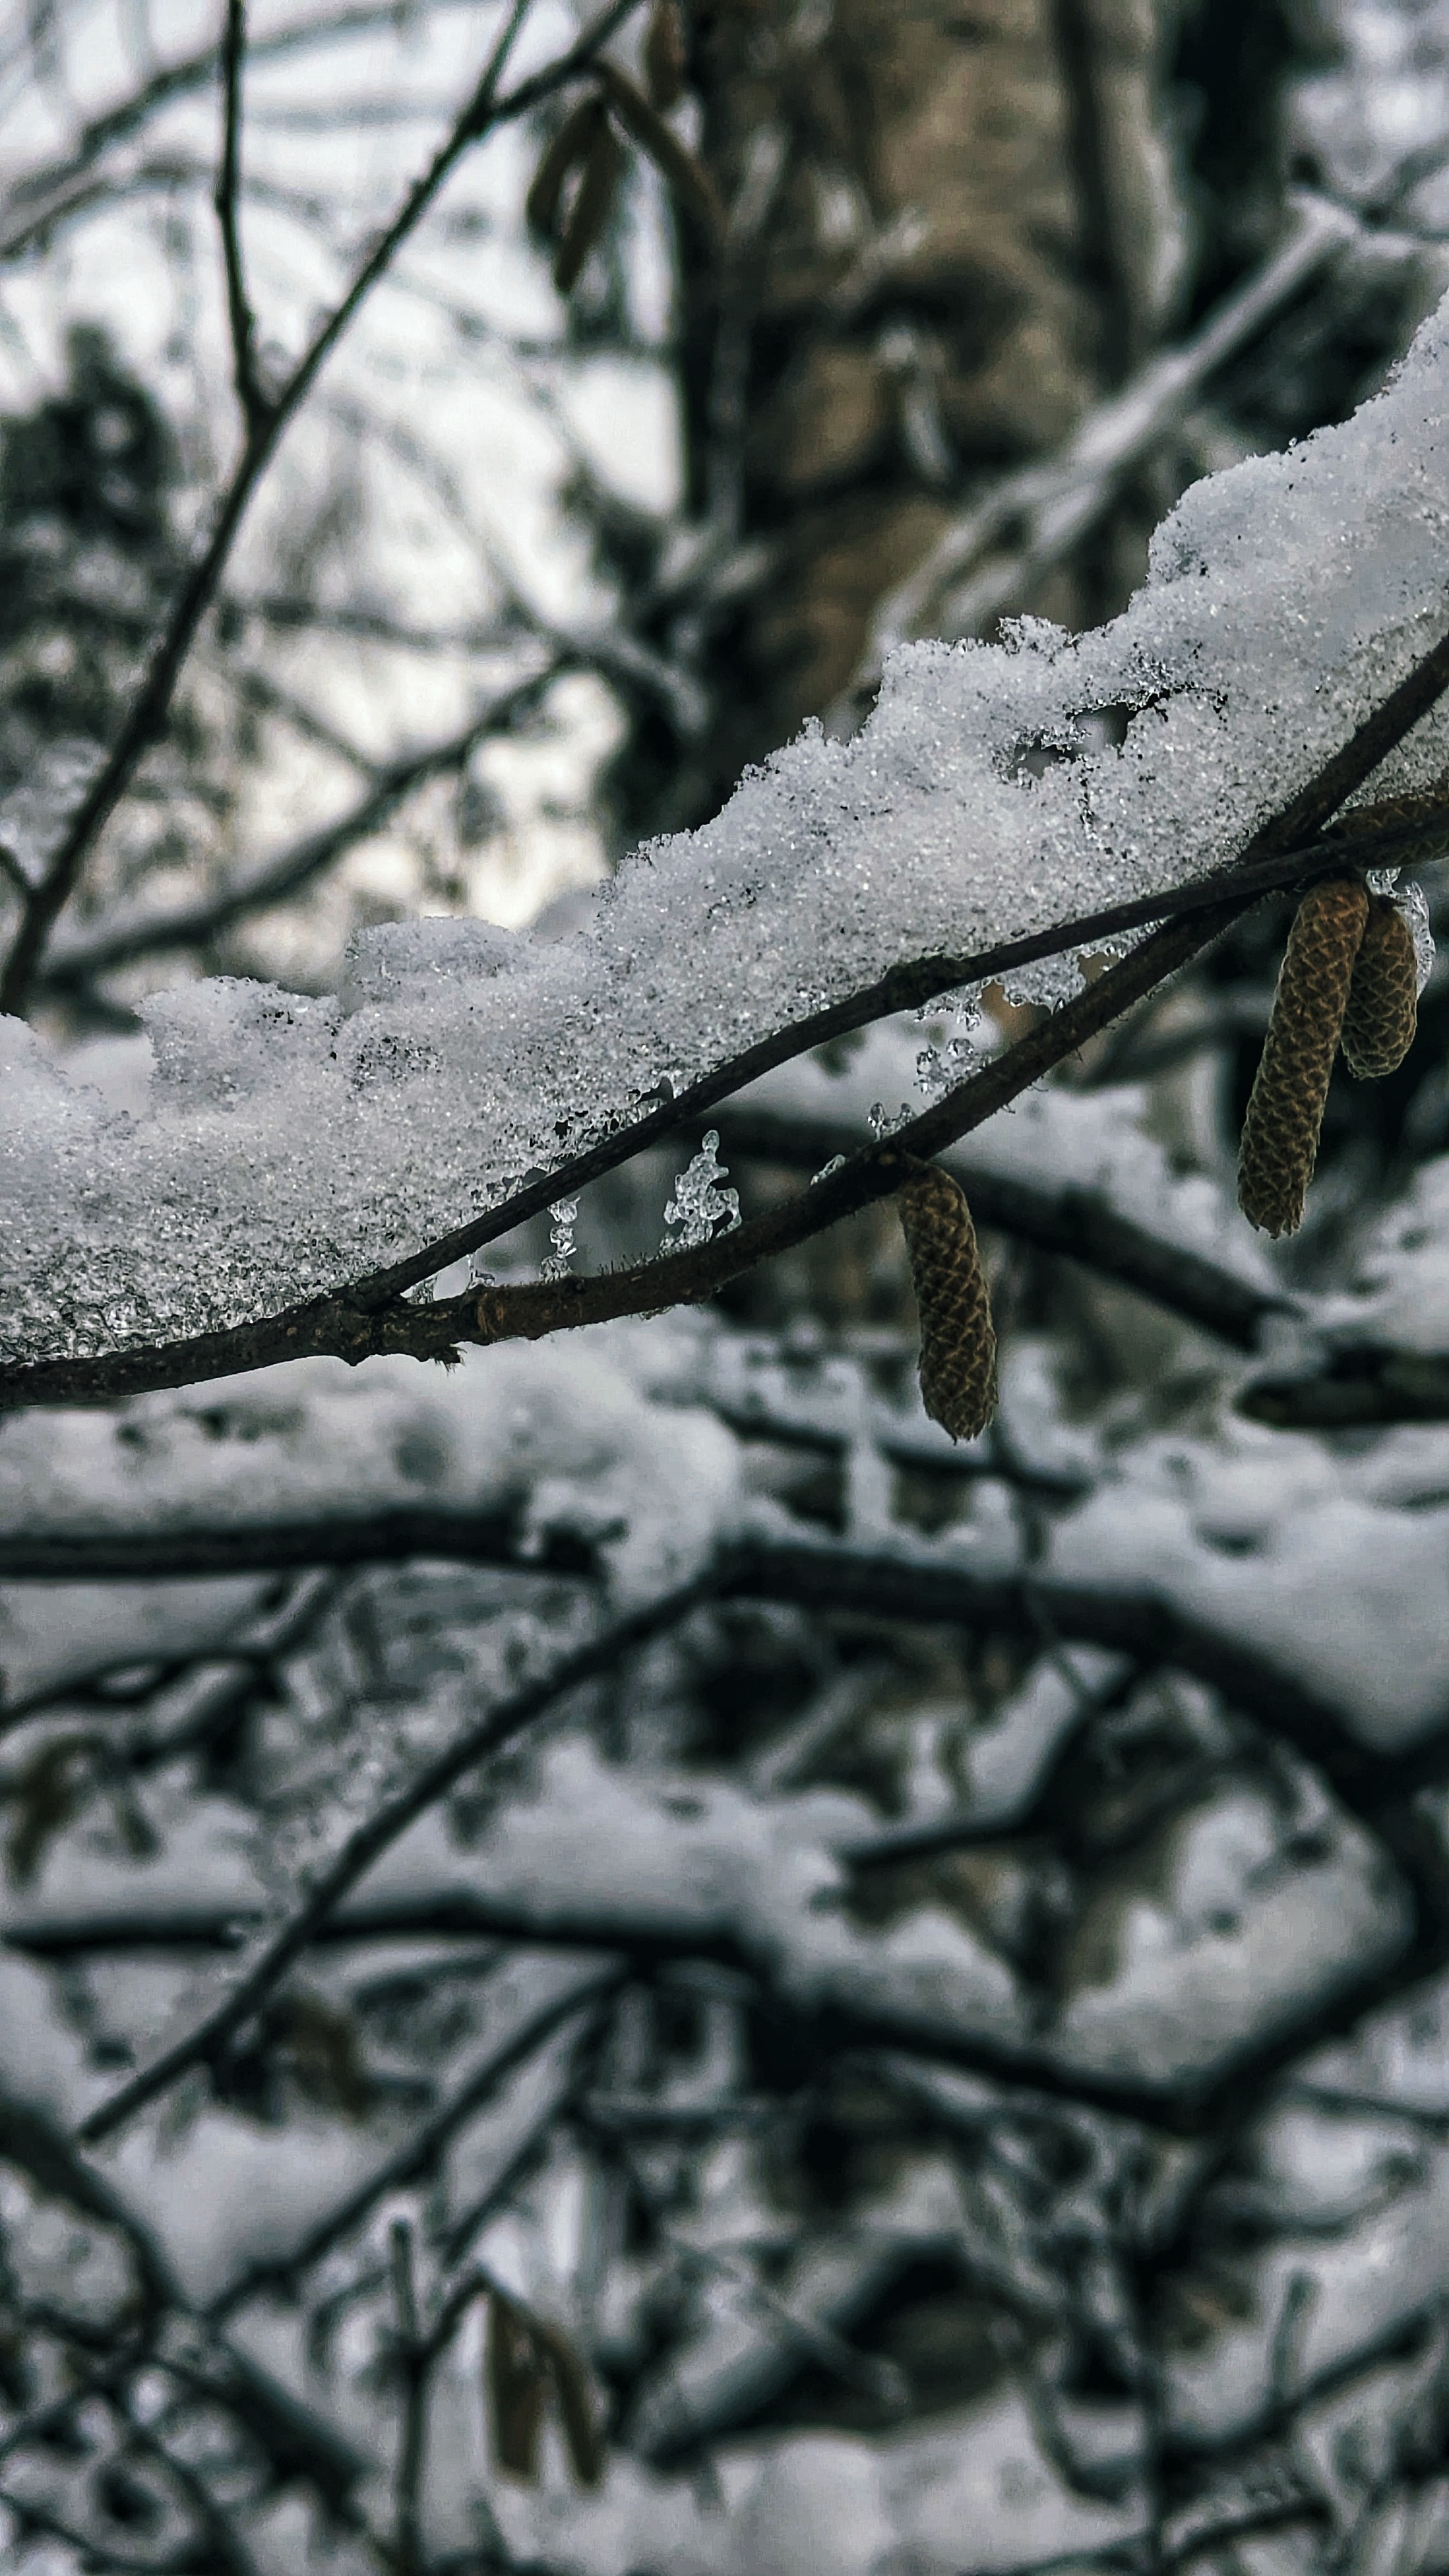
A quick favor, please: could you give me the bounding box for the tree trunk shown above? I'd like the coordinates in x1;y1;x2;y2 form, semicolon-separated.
670;0;1185;819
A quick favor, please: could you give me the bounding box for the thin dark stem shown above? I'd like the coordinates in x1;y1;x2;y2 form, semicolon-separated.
0;0;636;1016
0;0;496;260
76;1572;710;2145
388;2219;425;2576
215;0;269;436
41;671;558;987
212;1975;617;2312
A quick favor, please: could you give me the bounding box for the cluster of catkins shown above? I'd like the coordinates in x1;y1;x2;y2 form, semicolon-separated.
524;3;715;293
897;876;1419;1448
1238;878;1419;1236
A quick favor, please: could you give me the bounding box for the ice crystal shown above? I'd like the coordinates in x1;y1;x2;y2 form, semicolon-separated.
661;1132;741;1250
540;1197;579;1281
867;1101;912;1139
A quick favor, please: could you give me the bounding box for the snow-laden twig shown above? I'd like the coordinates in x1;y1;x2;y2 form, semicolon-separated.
76;1574;708;2145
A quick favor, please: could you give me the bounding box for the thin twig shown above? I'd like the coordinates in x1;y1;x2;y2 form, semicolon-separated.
76;1572;710;2145
215;0;269;435
0;0;496;260
388;2219;425;2576
0;0;637;1015
40;670;558;988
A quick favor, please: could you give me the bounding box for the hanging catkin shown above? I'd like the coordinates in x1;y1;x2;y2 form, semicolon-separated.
643;0;686;107
553;114;625;293
1340;894;1419;1078
1238;875;1368;1237
897;1162;997;1440
486;2293;548;2484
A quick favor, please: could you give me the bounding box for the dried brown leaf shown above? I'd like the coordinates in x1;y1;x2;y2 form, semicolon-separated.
536;2321;605;2488
643;0;686;108
526;95;609;242
487;2293;548;2485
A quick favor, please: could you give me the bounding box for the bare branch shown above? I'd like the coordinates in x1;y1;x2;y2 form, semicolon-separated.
76;1572;710;2146
0;0;638;1016
1240;1344;1449;1429
210;1970;616;2311
40;671;558;988
0;0;500;261
214;0;269;437
0;1501;596;1581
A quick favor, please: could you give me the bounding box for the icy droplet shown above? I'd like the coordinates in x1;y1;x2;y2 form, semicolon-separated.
541;1196;579;1281
867;1102;911;1139
661;1131;741;1250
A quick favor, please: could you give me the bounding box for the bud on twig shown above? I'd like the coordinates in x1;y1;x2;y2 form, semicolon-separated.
1340;894;1419;1078
1238;875;1368;1237
897;1162;997;1440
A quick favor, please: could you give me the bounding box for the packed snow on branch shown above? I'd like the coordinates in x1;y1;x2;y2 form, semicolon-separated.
7;299;1449;1361
3;1292;1449;2570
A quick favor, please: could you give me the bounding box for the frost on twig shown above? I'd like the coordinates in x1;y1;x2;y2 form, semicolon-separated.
659;1131;740;1251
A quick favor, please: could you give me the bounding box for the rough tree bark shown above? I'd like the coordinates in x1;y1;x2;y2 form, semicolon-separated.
607;0;1337;840
663;0;1184;823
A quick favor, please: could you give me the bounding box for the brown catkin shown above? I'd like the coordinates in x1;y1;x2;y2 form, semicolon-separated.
487;2295;547;2484
643;0;686;108
553;114;625;293
524;96;607;241
1341;894;1419;1078
897;1164;998;1441
1238;875;1368;1237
